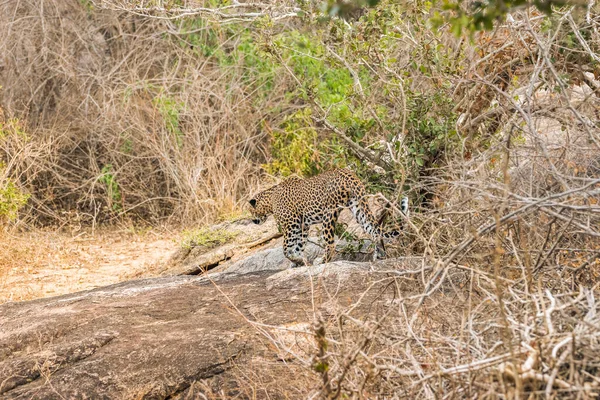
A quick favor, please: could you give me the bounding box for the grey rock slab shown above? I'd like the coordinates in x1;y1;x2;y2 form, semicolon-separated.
213;241;323;275
0;258;431;399
162;219;282;276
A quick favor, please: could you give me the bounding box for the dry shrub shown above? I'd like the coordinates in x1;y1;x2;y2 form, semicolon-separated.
252;8;599;399
305;265;600;399
0;0;281;226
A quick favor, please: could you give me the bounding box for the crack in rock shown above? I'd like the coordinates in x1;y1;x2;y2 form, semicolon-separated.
0;332;116;394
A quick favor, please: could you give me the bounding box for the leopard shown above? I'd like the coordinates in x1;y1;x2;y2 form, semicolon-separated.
249;168;409;267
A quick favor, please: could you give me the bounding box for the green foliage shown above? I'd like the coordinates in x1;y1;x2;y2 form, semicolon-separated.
265;30;381;177
334;224;378;256
0;117;29;142
153;94;184;148
120;136;133;154
326;0;576;34
334;222;355;241
542;14;599;65
261;2;464;207
234;34;278;96
403;91;458;170
177;18;225;58
180;226;239;249
0;112;29;222
274;31;355;127
217;210;251;223
77;0;94;14
264;109;319;177
99;164;122;212
313;361;329;373
176;20;277;96
0;175;29;222
432;0;568;35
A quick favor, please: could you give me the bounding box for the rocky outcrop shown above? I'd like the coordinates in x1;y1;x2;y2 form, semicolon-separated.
161;216;383;277
0;210;422;399
0;256;429;399
161;219;284;276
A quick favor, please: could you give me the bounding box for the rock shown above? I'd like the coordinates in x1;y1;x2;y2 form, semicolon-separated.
161;217;384;277
0;258;431;399
160;219;283;276
165;244;237;275
211;238;378;275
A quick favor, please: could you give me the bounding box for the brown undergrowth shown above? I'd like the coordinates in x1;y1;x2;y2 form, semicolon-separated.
304;266;600;399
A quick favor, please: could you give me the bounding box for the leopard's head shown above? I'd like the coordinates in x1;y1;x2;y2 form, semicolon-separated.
248;189;274;225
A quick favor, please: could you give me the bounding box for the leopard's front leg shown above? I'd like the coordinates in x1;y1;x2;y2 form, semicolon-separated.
282;219;308;267
321;209;340;263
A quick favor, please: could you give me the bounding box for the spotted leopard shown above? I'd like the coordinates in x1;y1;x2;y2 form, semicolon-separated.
249;168;408;267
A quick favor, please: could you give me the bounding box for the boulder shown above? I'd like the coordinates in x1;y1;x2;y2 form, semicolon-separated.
160;218;382;277
0;258;428;399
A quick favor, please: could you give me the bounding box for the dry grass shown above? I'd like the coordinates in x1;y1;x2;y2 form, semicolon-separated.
0;0;280;226
0;228;177;304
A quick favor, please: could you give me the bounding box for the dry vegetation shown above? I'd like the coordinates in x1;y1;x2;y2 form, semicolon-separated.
274;265;600;399
0;0;272;226
0;228;177;303
1;0;599;397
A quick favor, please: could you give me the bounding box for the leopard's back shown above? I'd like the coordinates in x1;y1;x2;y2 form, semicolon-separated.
270;169;364;225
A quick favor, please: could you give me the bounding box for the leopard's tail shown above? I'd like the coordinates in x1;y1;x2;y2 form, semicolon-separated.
382;229;400;239
349;185;408;240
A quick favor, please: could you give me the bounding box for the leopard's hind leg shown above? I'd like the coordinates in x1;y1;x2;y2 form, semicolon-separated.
348;190;390;260
348;195;380;239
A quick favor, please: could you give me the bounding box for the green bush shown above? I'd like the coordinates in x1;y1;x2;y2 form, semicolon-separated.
0;174;29;221
404;91;458;170
264;109;319;177
99;164;122;212
180;227;239;249
0;111;30;222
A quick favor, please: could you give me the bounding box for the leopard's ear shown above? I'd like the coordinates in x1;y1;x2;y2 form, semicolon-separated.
249;199;257;208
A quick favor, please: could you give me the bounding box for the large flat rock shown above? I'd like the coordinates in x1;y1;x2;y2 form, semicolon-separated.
0;259;427;399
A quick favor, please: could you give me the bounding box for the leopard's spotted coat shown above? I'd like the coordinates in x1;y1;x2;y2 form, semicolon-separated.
249;169;408;267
